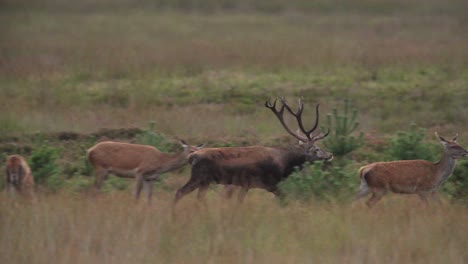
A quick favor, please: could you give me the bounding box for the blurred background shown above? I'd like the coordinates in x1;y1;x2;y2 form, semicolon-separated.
1;0;467;136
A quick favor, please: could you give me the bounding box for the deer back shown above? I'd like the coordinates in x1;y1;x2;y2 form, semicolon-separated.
361;160;439;193
87;141;162;170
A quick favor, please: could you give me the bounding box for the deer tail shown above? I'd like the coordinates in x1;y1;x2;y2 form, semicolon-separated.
355;165;370;200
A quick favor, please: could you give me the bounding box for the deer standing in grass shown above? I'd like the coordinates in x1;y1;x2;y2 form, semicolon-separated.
87;140;204;202
5;155;35;199
355;133;468;207
173;97;333;205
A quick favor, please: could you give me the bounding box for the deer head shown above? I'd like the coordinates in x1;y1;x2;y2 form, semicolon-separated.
265;97;333;162
436;132;468;159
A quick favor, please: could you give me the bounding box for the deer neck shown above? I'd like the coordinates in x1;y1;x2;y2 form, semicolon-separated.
281;146;307;176
434;148;457;188
158;150;189;173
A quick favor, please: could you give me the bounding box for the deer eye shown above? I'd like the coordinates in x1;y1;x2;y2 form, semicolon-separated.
309;146;318;152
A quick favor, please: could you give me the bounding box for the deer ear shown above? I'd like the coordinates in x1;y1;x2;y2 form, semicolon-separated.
179;140;189;148
435;132;449;145
452;134;458;142
196;143;206;149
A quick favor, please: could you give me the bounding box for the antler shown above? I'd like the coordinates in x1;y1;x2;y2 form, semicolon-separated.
265;97;327;142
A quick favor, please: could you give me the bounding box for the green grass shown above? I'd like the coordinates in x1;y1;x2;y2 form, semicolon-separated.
1;67;467;137
1;1;467;135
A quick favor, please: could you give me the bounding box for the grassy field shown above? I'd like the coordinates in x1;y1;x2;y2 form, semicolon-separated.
1;193;468;264
1;1;468;263
1;0;468;136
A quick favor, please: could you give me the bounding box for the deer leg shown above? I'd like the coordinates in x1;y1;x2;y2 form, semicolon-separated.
93;167;108;191
418;192;430;205
431;192;442;204
419;192;442;206
366;189;386;208
223;185;236;199
134;173;144;201
174;178;201;205
237;187;249;203
143;180;153;204
267;186;283;199
196;183;211;204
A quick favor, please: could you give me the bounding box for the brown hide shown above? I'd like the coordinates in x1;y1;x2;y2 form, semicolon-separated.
5;155;34;195
360;160;438;193
189;146;284;168
355;133;468;207
87;141;202;202
88;142;171;174
174;145;312;204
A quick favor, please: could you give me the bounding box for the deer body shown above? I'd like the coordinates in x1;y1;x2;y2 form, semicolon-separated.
5;155;34;197
174;98;333;204
87;141;203;202
355;134;468;207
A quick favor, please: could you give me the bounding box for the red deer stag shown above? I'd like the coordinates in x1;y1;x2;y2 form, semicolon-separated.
173;97;333;205
5;155;35;198
355;133;468;207
87;140;204;202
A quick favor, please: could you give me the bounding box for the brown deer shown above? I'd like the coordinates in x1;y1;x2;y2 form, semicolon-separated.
5;155;35;198
173;97;333;205
354;133;468;207
87;140;204;202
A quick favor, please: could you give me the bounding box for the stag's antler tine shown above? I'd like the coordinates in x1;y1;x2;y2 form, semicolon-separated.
265;97;277;109
287;102;321;141
266;97;308;142
297;98;304;114
311;128;330;142
279;97;312;141
306;104;320;135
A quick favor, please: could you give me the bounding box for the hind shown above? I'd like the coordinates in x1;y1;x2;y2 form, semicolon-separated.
354;165;370;200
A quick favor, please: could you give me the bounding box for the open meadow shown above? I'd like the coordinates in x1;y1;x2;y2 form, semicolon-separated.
1;0;468;263
1;193;468;264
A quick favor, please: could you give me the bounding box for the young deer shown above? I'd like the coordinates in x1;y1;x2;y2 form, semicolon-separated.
87;140;204;202
4;155;35;198
173;97;333;205
355;133;468;207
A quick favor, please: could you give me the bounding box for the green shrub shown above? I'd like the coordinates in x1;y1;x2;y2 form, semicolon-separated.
78;141;96;177
385;125;437;161
322;99;363;157
102;177;129;192
279;161;358;203
46;173;65;193
28;141;61;188
135;122;177;152
65;176;94;194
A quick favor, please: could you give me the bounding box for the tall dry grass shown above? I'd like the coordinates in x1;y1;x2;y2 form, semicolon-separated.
1;191;467;264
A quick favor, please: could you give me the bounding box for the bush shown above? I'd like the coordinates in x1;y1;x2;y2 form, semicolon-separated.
28;141;62;189
385;124;437;161
322;99;363;157
279;161;358;203
65;176;94;194
135;122;178;152
102;177;129;192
